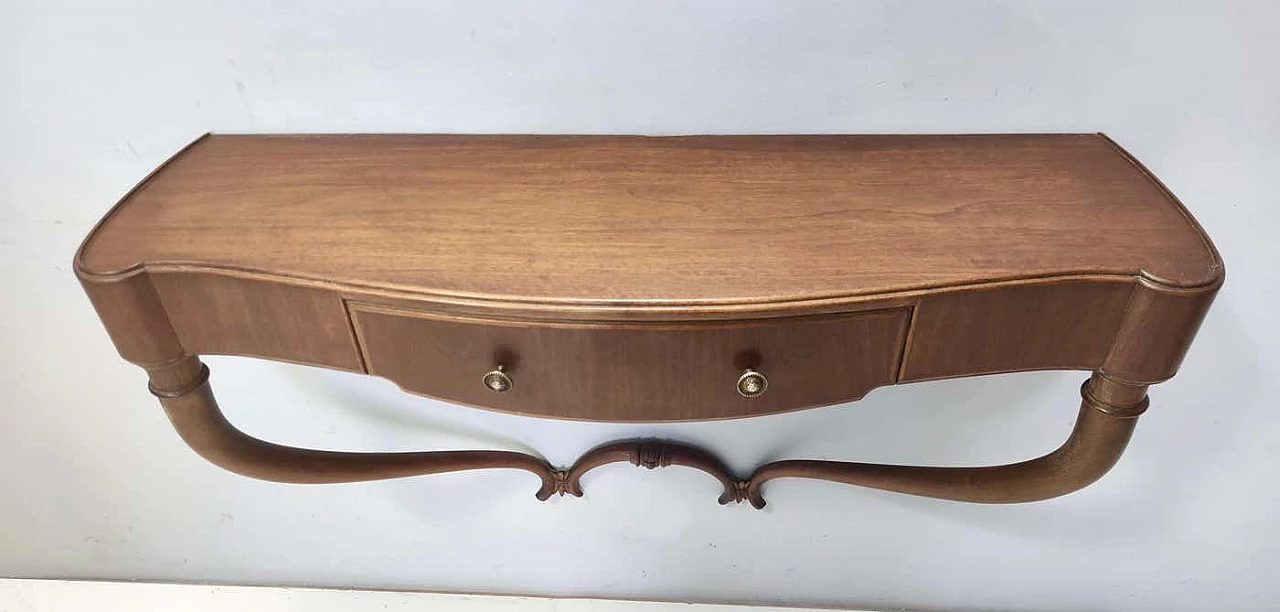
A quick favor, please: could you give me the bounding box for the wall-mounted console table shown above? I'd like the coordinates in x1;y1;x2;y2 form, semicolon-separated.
75;134;1222;507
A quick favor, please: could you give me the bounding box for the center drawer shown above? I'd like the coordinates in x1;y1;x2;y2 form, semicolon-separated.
349;303;910;421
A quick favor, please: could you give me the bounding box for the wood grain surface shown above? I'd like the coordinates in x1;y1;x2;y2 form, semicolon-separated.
76;134;1220;307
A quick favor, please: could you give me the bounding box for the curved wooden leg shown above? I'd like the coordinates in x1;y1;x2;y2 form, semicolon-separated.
743;372;1149;508
562;439;747;504
145;356;560;500
147;359;1149;507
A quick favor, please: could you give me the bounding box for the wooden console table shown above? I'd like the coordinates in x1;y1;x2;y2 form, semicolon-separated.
75;134;1222;507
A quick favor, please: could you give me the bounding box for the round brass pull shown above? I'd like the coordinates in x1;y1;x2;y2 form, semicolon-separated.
737;368;768;398
483;365;513;393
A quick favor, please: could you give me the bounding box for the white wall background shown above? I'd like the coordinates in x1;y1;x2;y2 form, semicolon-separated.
2;1;1277;610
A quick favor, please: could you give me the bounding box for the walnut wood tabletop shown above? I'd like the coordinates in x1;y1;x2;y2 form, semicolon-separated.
76;134;1222;507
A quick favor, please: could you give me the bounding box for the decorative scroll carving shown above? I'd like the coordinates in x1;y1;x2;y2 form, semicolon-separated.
559;439;748;505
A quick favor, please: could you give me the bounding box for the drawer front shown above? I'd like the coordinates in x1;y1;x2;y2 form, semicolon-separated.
350;304;910;421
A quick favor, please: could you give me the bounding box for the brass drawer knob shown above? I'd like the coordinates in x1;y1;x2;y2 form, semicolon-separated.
737;368;768;398
483;365;513;393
